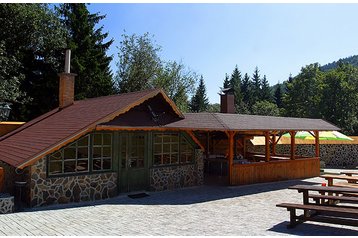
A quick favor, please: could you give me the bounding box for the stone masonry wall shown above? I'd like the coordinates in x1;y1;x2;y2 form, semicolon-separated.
150;149;204;191
248;144;358;168
30;157;117;207
0;194;14;214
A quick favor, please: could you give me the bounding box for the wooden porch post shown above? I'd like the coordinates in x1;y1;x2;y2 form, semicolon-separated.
206;131;210;158
226;131;235;185
290;131;296;160
265;131;270;162
243;137;247;158
314;130;320;158
272;134;276;156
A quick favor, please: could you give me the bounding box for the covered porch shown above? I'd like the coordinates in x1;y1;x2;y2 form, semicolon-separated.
194;129;321;186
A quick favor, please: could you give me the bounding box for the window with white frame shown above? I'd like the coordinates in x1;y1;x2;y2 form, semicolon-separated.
47;133;112;176
153;133;194;166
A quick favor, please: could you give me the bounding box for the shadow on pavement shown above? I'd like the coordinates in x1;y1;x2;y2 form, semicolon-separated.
269;221;358;236
25;178;318;212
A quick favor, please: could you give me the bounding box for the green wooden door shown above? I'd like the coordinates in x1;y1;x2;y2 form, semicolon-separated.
119;132;148;192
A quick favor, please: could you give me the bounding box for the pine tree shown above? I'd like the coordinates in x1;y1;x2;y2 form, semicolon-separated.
190;76;209;112
252;66;261;103
274;82;283;108
241;73;250;103
223;73;230;88
260;75;272;102
58;3;114;99
229;65;243;112
0;4;66;121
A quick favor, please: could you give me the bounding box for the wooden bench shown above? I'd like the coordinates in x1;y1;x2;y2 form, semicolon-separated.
276;203;358;228
341;171;358;176
309;194;358;205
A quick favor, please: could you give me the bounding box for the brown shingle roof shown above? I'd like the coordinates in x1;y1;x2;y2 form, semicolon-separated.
102;112;339;131
156;113;339;131
0;88;168;168
213;113;340;131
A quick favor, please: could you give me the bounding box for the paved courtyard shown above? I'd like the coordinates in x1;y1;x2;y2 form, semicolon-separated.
0;176;357;236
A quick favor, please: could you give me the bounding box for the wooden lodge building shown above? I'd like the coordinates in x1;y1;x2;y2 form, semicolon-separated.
0;71;339;207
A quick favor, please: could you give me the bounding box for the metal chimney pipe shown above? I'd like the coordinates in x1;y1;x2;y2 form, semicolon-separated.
64;49;71;73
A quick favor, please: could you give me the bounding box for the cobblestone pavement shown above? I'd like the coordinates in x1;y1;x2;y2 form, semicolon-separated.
0;177;358;236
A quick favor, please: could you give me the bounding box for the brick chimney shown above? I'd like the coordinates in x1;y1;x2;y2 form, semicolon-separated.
59;49;76;109
220;88;235;113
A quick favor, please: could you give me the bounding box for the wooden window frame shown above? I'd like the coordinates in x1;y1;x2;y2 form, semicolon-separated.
92;133;113;172
153;132;195;167
47;132;113;177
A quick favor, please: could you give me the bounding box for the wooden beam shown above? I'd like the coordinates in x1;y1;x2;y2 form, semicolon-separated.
243;137;247;158
290;131;296;160
314;130;320;158
226;131;235;185
18;127;96;169
206;131;210;158
272;134;276;156
237;139;243;148
265;131;270;162
186;130;205;151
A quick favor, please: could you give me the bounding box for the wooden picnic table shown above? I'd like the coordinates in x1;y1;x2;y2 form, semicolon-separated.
288;184;358;205
320;174;358;186
277;184;358;228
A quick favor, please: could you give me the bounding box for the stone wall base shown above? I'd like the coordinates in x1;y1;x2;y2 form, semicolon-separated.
0;194;14;214
150;149;204;191
31;158;118;207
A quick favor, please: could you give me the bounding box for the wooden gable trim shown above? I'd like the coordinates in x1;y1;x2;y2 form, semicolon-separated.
157;89;184;118
17;89;183;169
95;89;183;125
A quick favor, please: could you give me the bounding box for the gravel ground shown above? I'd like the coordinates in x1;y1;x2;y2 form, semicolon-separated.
0;176;357;236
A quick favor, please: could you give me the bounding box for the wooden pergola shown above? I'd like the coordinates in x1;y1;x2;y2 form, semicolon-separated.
223;130;321;185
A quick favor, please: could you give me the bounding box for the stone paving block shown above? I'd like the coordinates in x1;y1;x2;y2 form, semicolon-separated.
0;177;357;235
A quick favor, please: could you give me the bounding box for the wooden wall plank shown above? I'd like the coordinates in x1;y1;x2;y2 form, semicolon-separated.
231;157;320;185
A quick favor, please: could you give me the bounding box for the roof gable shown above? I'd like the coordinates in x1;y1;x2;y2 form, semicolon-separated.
103;93;182;127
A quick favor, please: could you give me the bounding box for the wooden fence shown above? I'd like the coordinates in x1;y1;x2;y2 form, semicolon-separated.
231;157;320;185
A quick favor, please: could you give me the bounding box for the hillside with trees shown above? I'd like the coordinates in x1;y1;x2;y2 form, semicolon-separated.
220;61;358;135
320;55;358;71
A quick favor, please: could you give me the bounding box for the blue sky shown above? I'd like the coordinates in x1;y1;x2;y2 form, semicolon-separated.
88;3;358;103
